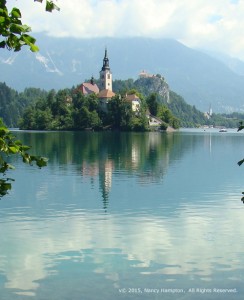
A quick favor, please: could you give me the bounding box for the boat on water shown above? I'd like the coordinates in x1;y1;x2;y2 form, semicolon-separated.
219;128;227;132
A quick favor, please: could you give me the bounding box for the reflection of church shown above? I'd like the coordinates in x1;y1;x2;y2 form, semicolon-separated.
99;159;113;211
81;158;113;211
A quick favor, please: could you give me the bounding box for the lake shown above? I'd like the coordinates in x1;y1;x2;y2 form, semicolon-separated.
0;129;244;300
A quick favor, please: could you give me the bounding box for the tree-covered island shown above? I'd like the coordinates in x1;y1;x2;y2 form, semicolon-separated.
0;49;242;131
16;49;241;131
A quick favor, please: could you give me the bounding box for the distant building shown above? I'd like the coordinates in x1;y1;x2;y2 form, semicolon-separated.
78;49;145;113
98;89;115;112
139;70;155;79
99;48;113;91
97;49;115;111
76;77;99;95
204;104;213;119
125;94;141;113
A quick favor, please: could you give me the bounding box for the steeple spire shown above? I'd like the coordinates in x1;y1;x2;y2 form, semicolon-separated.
100;47;112;91
101;47;110;71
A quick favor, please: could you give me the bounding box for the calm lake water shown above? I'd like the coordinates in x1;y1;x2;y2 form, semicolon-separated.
1;129;244;299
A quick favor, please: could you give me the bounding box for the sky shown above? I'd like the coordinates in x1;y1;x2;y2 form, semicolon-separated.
7;0;244;60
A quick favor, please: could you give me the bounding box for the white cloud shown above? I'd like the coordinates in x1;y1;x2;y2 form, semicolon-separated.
6;0;244;60
1;198;244;295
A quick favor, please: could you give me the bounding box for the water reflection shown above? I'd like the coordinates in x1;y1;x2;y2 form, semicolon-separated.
13;131;200;209
0;201;244;299
1;130;244;299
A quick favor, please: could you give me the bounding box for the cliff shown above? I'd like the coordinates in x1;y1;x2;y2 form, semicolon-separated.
134;75;170;103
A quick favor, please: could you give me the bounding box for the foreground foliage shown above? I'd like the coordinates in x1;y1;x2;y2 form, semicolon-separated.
237;122;244;204
0;120;47;196
0;0;59;52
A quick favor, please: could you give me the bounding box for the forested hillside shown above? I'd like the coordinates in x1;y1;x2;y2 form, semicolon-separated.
18;87;180;131
2;36;244;112
0;83;48;127
0;79;242;129
112;77;240;128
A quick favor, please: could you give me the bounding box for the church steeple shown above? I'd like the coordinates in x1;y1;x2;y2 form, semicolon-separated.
100;48;112;91
101;48;110;71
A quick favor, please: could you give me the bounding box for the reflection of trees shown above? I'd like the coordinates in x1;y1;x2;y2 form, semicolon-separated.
14;131;202;208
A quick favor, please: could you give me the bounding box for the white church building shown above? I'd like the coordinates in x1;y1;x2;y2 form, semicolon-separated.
79;49;141;113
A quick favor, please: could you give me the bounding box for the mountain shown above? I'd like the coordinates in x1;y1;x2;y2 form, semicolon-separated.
202;50;244;76
1;34;244;113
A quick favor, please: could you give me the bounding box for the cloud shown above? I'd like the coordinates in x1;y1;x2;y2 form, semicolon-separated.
1;197;244;295
6;0;244;60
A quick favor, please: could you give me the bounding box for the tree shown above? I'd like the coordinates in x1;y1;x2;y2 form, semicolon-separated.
0;1;56;195
0;0;60;52
158;105;180;129
0;119;47;196
146;93;158;116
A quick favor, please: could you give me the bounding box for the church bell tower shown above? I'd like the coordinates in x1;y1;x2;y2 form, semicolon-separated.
100;48;112;91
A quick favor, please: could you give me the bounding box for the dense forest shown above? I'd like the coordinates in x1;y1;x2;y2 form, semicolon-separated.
0;82;48;127
0;78;243;130
18;88;179;131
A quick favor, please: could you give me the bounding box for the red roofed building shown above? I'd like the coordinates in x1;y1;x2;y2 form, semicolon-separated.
76;49;116;112
98;89;116;112
76;77;99;95
125;94;141;112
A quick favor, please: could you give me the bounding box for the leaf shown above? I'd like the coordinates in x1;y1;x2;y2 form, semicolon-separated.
30;43;39;52
0;127;9;135
9;146;19;154
22;153;31;164
11;8;21;19
21;34;36;44
34;156;48;168
46;1;60;12
10;24;31;34
7;164;15;170
238;121;244;132
21;34;39;52
0;41;5;48
237;159;244;166
20;145;31;151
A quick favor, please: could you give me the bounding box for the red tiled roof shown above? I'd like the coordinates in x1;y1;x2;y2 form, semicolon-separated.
125;94;140;102
98;89;115;98
77;82;99;95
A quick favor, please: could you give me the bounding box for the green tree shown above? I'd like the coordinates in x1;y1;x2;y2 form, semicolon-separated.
18;106;36;129
130;114;149;132
158;105;180;129
34;108;53;130
0;1;55;195
0;119;47;196
0;0;60;51
146;93;158;116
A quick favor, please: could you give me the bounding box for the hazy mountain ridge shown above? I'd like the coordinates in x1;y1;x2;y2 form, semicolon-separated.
1;34;244;113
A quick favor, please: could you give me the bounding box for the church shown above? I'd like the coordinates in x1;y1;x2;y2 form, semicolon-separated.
78;48;141;113
97;48;116;112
